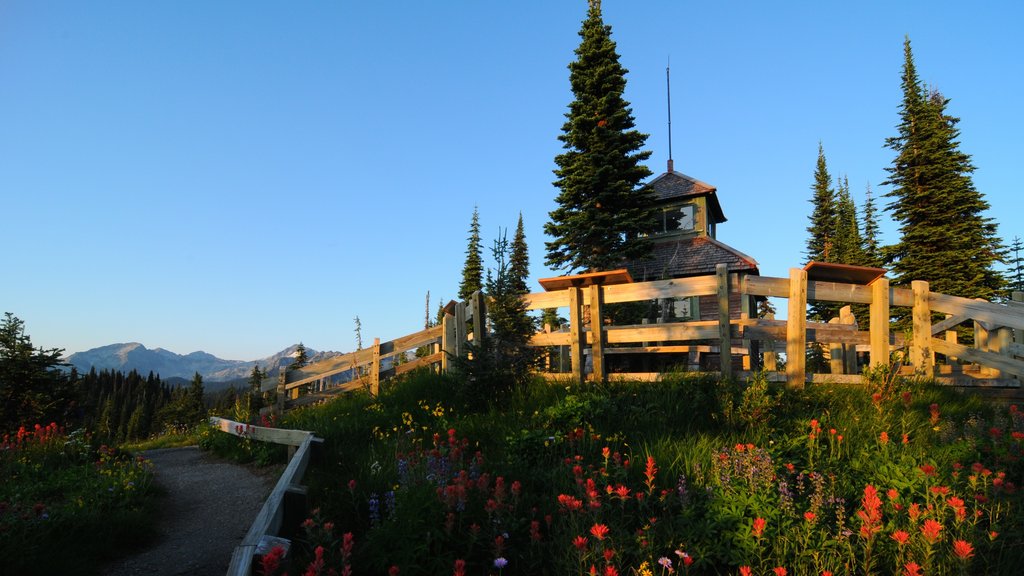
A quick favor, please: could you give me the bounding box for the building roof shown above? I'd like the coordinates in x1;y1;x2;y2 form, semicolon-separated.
648;170;726;224
624;236;759;281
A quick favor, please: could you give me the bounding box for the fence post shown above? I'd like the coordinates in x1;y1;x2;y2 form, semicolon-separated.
870;277;890;369
568;287;585;385
763;312;778;372
371;337;381;396
786;268;807;388
944;314;959;364
911;280;934;374
716;263;732;380
740;278;755;370
588;284;606;383
441;314;455;373
454;301;467;358
841;306;857;374
828;316;844;375
471;291;487;341
276;369;287;413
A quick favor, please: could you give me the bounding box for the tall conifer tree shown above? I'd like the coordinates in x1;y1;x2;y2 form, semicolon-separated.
544;0;655;273
883;37;1003;301
833;176;865;265
861;184;882;267
459;207;484;300
510;213;530;294
806;143;836;264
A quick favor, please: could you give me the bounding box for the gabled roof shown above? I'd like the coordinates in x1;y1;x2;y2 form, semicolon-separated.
624;236;759;281
647;170;726;224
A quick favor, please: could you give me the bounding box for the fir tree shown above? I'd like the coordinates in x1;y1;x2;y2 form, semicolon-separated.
861;183;882;267
883;37;1003;302
544;0;655;273
833;176;865;265
1007;236;1024;293
354;316;363;351
510;213;530;294
805;143;836;264
459;207;484;301
0;312;73;429
290;342;309;371
248;365;264;394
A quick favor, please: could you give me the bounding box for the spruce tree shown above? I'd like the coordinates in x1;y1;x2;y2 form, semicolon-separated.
459;207;484;301
861;183;882;267
290;342;309;371
833;176;865;265
1007;236;1023;293
248;365;264;394
883;37;1003;302
510;213;530;294
805;143;836;264
544;0;655;273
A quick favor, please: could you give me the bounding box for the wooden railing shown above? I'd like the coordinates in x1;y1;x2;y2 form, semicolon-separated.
267;267;1023;405
524;264;1024;388
209;417;323;576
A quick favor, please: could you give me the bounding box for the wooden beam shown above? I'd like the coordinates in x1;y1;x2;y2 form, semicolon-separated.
523;290;570;311
602;276;719;303
932;338;1024;379
870;277;890;369
208;417;313;447
529;331;572;346
471;291;486;341
568;287;585;385
841;306;857;374
829;316;844;375
589;284;606;383
912;280;934;373
370;338;381;396
930;292;1024;331
717;263;732;380
786;268;808;388
763;312;777;371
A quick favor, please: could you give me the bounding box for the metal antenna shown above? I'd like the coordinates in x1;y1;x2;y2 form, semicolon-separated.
666;58;674;172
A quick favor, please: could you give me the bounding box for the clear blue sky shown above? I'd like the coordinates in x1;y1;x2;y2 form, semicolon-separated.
3;1;1021;361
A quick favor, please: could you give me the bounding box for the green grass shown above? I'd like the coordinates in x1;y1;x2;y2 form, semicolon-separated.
256;369;1023;575
120;429;200;452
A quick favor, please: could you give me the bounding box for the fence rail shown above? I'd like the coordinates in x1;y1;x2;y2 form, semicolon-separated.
268;266;1024;407
209;417;322;576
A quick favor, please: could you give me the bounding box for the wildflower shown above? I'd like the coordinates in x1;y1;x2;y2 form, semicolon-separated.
558;494;584;512
604;566;619;576
603;549;615;562
752;517;766;538
902;433;909;445
804;511;816;523
953;539;974;560
879;431;889;445
590;523;610;540
857;485;883;539
904;562;922;576
573;535;589;551
891;530;910;545
929;403;940;425
658;557;673;570
453;559;466;576
637;562;653;576
645;456;659;492
919;464;936;477
773;567;787;576
530;520;542;542
389;566;401;576
990;531;999;541
739;568;752;576
494;557;508;569
920;519;943;544
261;545;286;576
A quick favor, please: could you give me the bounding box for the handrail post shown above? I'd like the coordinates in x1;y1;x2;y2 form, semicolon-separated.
371;337;381;396
471;291;487;341
911;280;933;374
588;284;605;383
568;287;585;385
716;263;732;380
276;369;287;413
441;313;455;373
869;277;890;369
786;268;807;388
841;306;857;374
763;312;778;372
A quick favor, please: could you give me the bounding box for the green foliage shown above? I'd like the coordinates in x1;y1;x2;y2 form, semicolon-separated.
883;38;1004;310
458;206;484;301
1;424;157;575
805;143;836;266
274;368;1024;575
861;183;883;267
291;342;309;371
1007;236;1024;293
0;312;74;431
544;1;655;273
510;213;530;294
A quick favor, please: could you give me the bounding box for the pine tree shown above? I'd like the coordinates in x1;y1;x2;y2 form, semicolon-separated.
248;365;264;394
188;371;205;423
459;207;484;301
861;183;882;267
0;312;73;429
833;176;865;265
544;0;655;273
806;143;836;264
354;316;363;351
510;213;530;294
1007;236;1024;293
290;343;308;371
883;37;1003;302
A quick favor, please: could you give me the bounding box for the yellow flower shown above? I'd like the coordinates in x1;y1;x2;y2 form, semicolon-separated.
637;561;653;576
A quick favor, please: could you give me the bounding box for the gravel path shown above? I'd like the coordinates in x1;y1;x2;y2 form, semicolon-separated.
103;446;278;576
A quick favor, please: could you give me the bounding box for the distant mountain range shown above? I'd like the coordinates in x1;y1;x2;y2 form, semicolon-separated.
64;343;341;383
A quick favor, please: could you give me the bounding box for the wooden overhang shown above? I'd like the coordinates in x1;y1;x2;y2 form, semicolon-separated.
538;269;634;292
803;261;887;285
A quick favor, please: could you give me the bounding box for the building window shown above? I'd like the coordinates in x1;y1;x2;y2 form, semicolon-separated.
661;204;695;233
672;296;698;320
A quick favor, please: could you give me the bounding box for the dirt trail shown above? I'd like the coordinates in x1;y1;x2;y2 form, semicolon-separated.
103;446;277;576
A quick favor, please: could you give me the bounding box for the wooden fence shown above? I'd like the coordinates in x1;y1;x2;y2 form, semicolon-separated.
209;417;323;576
268;265;1024;407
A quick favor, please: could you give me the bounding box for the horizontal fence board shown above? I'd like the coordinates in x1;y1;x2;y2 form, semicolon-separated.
602;276;720;303
806;280;873;304
208;417;312;447
529;331;572;346
394;352;443;376
932;338;1024;379
930;293;1024;330
744;276;790;298
891;287;913;308
389;325;444;354
524;290;570;310
602;321;722;344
